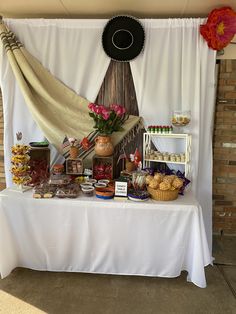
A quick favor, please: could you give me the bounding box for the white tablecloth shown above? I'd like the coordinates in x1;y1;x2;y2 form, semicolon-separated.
0;189;212;287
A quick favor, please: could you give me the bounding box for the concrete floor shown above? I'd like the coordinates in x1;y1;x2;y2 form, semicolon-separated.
0;235;235;314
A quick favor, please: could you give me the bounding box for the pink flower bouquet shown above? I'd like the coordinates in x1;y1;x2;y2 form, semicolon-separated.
88;103;128;135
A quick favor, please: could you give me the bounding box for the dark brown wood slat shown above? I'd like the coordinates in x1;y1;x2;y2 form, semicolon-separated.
124;62;139;116
96;60;143;171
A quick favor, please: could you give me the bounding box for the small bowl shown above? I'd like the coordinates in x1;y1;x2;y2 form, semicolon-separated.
94;182;107;188
81;186;94;196
85;178;97;185
80;182;93;189
98;179;109;186
95;187;114;199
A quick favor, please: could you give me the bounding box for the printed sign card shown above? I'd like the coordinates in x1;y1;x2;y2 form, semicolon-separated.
115;180;128;197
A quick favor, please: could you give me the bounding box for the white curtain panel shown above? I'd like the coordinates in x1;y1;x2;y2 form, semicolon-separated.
130;19;216;251
0;19;110;186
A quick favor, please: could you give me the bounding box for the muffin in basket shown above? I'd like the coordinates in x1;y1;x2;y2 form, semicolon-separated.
147;172;183;201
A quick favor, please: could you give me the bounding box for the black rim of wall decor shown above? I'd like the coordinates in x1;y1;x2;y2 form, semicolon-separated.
102;15;145;62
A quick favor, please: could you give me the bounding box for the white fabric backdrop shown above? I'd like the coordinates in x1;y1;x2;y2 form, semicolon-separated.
0;18;216;252
130;19;216;251
0;19;110;186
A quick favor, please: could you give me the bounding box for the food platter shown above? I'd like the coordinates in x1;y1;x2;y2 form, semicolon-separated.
128;195;149;202
127;190;149;202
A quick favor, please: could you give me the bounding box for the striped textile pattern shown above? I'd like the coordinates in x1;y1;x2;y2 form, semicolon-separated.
0;28;23;52
62;131;98;160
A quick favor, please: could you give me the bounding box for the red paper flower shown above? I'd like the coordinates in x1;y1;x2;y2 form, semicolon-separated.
80;137;91;150
200;7;236;50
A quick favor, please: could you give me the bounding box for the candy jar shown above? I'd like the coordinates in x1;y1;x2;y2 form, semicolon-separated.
171;110;191;133
132;171;148;191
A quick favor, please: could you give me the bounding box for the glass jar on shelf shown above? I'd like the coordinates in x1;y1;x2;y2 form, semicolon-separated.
171;110;191;133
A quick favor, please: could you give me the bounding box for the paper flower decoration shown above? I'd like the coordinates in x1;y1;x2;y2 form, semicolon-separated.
200;6;236;50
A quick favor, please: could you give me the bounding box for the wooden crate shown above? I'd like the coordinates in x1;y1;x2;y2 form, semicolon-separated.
29;147;50;185
66;159;83;175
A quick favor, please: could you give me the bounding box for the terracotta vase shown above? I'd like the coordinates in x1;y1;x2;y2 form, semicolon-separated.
70;146;78;159
95;135;114;157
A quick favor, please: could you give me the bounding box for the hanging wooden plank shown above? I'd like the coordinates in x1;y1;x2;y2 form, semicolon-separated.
96;60;144;173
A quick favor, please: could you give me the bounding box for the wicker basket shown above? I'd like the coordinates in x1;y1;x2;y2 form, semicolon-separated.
147;186;179;201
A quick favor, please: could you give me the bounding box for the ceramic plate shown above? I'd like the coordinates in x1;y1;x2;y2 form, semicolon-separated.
128;195;149;202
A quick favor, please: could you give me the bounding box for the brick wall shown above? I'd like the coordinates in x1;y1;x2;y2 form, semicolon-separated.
213;60;236;235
